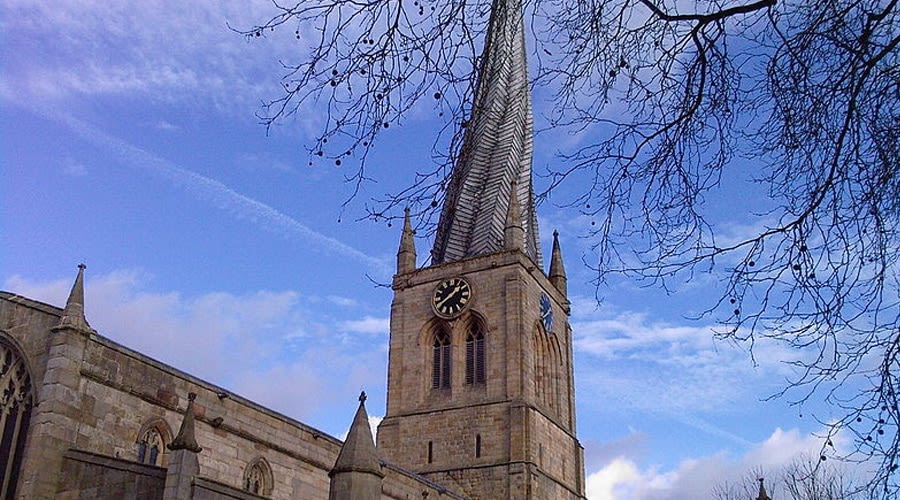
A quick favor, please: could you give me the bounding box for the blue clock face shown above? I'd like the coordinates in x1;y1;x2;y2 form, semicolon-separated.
539;293;553;331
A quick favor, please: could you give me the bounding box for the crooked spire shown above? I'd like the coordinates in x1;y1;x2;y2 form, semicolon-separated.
431;0;542;266
55;264;93;333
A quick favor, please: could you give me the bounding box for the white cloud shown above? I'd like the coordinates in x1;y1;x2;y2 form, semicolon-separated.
17;106;391;276
326;295;359;308
369;416;382;441
586;458;644;500
4;274;72;307
2;270;386;433
1;0;293;114
156;120;179;131
585;427;844;499
338;316;390;335
337;415;383;442
572;303;798;417
62;158;88;177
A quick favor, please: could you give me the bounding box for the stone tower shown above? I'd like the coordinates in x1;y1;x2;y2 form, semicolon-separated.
376;0;586;497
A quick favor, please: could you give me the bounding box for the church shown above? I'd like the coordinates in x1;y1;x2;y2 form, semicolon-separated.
0;0;586;498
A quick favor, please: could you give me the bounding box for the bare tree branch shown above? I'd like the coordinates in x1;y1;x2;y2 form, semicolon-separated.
243;0;900;494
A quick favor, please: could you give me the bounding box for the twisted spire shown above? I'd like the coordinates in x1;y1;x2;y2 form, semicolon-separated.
431;0;542;266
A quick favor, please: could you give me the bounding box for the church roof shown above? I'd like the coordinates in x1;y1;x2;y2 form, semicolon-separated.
430;0;542;267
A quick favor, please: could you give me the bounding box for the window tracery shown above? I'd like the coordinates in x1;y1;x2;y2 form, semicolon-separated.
137;427;164;465
1;335;34;500
243;457;273;496
135;418;171;467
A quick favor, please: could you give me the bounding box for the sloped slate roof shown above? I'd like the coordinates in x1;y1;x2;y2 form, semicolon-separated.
431;0;542;266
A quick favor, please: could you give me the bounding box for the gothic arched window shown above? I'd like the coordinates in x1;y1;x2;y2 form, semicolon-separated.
1;334;34;500
533;328;546;403
465;324;485;385
137;426;164;466
432;328;452;389
243;457;273;497
135;417;171;467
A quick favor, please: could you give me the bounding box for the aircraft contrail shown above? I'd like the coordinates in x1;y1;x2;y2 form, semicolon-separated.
16;99;391;276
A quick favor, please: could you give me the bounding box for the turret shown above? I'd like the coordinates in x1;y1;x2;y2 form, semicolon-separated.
168;392;202;453
54;263;94;334
329;392;383;500
163;393;202;500
397;208;417;274
548;230;567;297
20;265;95;497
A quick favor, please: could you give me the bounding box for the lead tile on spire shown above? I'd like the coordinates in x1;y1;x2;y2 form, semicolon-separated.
431;0;542;266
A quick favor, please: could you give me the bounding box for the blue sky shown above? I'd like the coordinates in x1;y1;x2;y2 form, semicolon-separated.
0;1;858;498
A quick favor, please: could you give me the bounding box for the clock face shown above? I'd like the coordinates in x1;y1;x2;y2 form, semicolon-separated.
540;293;553;331
432;277;472;318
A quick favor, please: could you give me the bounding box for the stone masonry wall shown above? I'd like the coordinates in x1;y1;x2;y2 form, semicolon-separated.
2;293;472;500
381;463;469;500
380;250;585;498
0;294;63;397
192;476;268;500
530;407;584;496
1;294;340;499
57;449;166;500
74;333;340;499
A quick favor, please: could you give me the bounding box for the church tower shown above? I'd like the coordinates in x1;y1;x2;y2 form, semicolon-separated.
376;0;586;497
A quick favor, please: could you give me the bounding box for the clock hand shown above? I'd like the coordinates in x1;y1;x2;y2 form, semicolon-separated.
435;284;462;309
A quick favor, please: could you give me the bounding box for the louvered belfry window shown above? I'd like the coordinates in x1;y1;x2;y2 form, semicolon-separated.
1;336;33;500
466;326;485;385
432;330;452;389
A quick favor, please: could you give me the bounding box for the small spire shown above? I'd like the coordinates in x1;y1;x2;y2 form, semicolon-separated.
55;263;93;333
504;180;524;251
397;208;417;274
548;230;567;297
331;391;383;478
169;392;202;453
756;477;771;500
